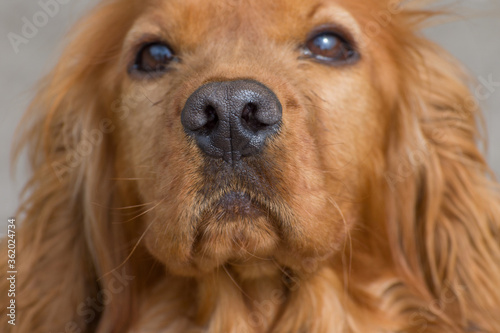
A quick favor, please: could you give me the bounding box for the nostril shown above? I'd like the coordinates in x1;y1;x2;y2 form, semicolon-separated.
204;105;218;132
241;103;267;132
181;79;282;162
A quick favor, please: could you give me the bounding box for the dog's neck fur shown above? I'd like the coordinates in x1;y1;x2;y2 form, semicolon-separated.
129;263;386;333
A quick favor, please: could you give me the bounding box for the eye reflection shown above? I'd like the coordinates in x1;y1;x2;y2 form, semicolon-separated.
305;30;358;65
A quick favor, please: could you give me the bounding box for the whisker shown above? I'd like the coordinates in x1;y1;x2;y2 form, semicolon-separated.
328;197;352;295
112;203;157;210
110;177;153;181
222;265;253;301
91;201;156;211
229;227;273;262
152;99;164;107
113;199;164;224
98;217;157;281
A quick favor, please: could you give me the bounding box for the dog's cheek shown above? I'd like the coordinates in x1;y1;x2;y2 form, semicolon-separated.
271;68;385;269
139;140;206;275
115;86;206;272
313;68;386;199
262;98;346;269
141;166;204;276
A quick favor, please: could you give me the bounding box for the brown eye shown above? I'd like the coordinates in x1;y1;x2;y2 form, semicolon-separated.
133;42;175;74
304;31;358;65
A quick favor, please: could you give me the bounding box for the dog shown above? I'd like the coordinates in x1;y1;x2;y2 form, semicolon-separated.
2;0;500;332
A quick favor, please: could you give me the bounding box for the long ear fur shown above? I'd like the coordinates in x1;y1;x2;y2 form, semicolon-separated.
382;11;500;332
1;2;150;332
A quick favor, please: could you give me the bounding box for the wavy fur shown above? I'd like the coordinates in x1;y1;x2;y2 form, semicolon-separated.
2;0;500;332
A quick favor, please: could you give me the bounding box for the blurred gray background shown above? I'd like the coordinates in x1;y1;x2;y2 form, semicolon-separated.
1;0;499;232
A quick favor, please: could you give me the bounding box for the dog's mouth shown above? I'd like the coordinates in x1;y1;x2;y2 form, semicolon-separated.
183;159;289;267
194;157;284;222
197;187;274;224
216;191;265;219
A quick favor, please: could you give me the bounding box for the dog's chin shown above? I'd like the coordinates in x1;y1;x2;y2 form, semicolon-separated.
145;188;291;277
145;182;347;277
188;191;281;272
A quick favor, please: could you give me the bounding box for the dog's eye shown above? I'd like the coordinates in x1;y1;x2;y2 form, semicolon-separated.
304;31;357;65
134;43;175;73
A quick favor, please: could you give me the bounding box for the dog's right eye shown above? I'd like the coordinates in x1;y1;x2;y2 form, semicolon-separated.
133;43;175;74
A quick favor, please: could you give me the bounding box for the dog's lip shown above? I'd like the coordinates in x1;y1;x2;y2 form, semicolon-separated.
216;191;264;218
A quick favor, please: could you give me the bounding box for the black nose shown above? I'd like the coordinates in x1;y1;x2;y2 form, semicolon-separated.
181;79;282;163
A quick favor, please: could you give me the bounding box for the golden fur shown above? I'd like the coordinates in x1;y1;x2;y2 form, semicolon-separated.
2;0;500;332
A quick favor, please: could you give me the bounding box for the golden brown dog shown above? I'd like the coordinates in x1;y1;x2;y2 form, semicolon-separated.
2;0;500;332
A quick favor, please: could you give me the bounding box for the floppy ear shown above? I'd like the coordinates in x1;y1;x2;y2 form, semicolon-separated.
1;2;151;332
382;21;500;331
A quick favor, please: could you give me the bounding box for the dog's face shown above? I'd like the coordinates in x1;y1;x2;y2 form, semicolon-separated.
11;0;500;330
115;0;390;276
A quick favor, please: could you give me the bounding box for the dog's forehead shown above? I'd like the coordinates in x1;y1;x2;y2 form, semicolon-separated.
130;0;365;47
153;0;324;21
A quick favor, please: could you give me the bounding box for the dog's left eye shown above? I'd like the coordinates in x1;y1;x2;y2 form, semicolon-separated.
133;42;175;74
304;31;358;64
